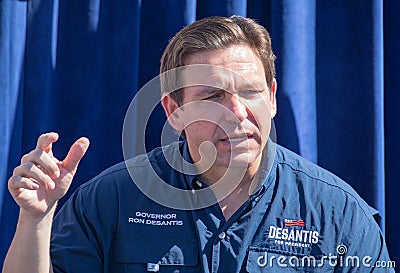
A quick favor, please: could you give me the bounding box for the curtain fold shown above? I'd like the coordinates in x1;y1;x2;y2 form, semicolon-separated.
138;0;196;154
271;0;317;163
0;1;27;261
383;0;400;263
315;0;385;226
1;0;398;266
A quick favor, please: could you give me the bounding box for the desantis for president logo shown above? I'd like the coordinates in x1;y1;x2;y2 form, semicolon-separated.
267;219;319;248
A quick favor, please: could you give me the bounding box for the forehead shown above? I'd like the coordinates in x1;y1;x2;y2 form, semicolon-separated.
184;44;263;69
179;44;267;91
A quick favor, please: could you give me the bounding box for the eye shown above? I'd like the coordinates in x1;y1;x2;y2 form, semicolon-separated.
240;90;261;99
203;94;220;100
202;91;224;101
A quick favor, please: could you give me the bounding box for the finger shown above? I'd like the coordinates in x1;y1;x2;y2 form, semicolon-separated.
21;149;60;179
13;162;55;190
36;132;59;153
62;137;90;174
8;176;40;191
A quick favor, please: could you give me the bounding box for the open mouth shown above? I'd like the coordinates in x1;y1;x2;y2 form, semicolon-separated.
221;134;253;143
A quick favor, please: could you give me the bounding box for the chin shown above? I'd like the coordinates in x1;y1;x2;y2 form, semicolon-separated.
217;153;259;168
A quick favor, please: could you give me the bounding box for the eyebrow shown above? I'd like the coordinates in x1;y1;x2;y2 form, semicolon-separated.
238;82;266;91
192;81;267;98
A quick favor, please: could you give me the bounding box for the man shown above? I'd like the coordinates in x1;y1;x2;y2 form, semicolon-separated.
3;16;394;272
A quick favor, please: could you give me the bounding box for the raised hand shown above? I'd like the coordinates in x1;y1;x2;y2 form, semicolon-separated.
8;132;90;219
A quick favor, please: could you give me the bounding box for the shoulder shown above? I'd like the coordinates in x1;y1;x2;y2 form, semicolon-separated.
273;144;377;220
262;145;385;258
78;142;180;192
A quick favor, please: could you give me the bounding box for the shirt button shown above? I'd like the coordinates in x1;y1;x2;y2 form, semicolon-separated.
195;179;203;188
218;232;226;239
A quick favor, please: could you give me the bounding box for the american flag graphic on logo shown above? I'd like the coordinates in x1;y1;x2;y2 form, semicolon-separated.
284;219;305;227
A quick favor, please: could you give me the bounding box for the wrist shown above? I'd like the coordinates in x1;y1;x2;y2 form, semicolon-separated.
19;203;57;225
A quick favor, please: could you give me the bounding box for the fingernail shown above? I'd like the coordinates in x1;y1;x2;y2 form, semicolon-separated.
48;181;56;190
54;170;60;178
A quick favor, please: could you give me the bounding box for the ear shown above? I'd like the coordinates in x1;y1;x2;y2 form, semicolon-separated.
161;94;185;131
269;78;277;118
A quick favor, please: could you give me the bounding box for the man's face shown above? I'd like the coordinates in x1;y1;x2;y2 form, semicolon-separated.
163;44;276;171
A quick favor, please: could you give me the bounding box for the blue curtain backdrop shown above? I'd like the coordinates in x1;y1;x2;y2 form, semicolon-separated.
1;0;399;266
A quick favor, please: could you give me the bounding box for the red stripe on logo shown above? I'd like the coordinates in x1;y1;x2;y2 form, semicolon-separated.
284;220;305;227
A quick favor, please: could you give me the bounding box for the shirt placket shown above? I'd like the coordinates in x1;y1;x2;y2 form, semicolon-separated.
211;234;222;273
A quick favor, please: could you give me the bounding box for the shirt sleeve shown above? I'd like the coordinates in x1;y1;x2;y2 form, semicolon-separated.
50;178;119;273
338;210;395;273
50;188;102;273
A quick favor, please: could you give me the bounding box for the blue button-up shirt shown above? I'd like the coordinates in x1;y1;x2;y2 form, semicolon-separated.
51;141;394;272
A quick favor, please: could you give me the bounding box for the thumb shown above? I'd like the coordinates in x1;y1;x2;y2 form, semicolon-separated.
62;137;90;175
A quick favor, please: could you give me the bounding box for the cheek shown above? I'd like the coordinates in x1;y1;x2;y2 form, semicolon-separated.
247;103;270;127
260;119;272;138
248;104;273;142
184;121;218;140
253;94;274;119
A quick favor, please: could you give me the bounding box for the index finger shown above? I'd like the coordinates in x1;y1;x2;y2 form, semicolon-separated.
36;132;59;153
62;137;90;174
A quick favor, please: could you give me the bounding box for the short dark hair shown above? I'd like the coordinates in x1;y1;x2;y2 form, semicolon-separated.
160;16;276;105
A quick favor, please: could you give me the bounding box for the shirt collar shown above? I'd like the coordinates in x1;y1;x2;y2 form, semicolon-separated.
253;138;276;193
180;140;200;190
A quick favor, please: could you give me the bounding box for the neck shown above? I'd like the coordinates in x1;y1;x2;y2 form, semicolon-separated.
204;165;261;221
198;153;263;200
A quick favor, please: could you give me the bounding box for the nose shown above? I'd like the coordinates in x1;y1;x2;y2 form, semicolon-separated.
223;93;248;123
